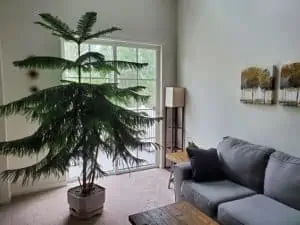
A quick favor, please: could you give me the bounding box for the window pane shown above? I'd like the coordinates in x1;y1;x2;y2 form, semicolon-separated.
91;78;113;85
63;41;89;60
63;42;89;80
90;44;114;79
138;49;156;79
138;138;156;166
80;78;92;83
62;41;159;174
138;79;156;109
90;44;113;60
117;47;137;79
116;147;137;170
91;70;114;79
63;77;78;83
118;79;138;109
64;42;78;61
117;46;136;61
138;109;156;138
97;151;114;172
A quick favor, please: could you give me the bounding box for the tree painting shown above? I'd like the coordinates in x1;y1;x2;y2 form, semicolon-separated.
280;63;300;107
241;66;275;105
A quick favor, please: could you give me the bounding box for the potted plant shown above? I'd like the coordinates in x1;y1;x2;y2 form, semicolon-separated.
0;12;161;219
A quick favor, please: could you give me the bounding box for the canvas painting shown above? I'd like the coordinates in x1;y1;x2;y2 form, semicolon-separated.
279;63;300;107
241;66;275;105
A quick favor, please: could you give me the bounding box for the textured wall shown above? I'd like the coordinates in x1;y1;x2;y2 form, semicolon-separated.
178;0;300;156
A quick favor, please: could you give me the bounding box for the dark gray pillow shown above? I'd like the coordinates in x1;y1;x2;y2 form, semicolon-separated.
217;137;275;193
264;151;300;210
187;143;223;182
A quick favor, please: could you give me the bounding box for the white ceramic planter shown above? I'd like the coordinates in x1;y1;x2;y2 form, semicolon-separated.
67;184;105;219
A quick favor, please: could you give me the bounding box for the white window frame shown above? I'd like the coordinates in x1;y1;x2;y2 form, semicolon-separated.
60;38;162;175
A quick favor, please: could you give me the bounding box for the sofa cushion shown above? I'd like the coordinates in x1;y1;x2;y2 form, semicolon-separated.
218;194;300;225
264;151;300;210
181;179;255;217
217;137;275;193
187;145;223;182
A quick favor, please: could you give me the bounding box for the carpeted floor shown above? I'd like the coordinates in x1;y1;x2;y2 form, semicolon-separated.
0;169;174;225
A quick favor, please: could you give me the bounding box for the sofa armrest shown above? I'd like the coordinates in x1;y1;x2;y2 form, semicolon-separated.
174;162;192;202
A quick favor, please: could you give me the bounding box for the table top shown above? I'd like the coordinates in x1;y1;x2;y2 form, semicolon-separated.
166;150;189;164
129;201;220;225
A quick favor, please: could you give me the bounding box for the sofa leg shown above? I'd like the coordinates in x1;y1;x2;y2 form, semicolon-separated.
168;164;174;189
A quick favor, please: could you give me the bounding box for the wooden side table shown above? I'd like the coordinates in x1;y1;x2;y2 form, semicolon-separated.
166;150;189;189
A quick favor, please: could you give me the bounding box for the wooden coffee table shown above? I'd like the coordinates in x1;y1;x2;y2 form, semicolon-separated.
129;201;219;225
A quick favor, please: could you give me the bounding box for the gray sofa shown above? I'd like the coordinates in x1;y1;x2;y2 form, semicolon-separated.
174;137;300;225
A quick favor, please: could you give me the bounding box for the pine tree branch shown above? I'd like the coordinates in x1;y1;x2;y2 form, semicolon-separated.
60;79;78;84
0;108;79;158
115;107;162;127
95;83;150;105
13;56;76;70
0;121;83;186
112;139;145;168
0;134;43;157
104;61;148;71
84;27;122;41
1;144;79;185
76;12;97;42
0;84;76;117
84;61;120;74
35;13;77;42
75;52;105;65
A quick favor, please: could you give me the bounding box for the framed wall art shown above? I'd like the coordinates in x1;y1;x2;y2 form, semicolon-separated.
241;66;275;105
279;63;300;107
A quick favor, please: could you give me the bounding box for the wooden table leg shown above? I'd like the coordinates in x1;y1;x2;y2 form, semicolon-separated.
168;163;174;189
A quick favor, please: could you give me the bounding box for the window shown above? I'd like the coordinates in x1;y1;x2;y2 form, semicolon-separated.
62;40;161;178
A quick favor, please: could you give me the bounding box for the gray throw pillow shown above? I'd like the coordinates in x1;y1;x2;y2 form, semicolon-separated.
187;142;223;182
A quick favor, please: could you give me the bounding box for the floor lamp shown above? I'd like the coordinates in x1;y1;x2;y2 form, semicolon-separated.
164;87;185;168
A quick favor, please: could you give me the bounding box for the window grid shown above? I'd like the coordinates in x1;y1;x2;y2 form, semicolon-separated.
63;40;159;176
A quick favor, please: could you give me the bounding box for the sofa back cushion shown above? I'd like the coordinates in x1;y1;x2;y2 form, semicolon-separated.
264;151;300;210
217;137;275;193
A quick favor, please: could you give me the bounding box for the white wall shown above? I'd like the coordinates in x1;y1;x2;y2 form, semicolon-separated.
0;40;11;204
178;0;300;156
0;0;177;201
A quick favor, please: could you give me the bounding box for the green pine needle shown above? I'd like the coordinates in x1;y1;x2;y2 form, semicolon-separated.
13;56;76;70
105;61;148;70
84;27;122;41
76;12;97;42
36;13;77;42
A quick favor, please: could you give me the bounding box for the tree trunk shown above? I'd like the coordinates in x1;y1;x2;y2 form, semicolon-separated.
91;148;100;186
82;150;88;191
264;90;266;104
252;88;254;103
77;43;81;83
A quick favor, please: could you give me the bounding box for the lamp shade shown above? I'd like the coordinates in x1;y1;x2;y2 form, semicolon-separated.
165;87;185;107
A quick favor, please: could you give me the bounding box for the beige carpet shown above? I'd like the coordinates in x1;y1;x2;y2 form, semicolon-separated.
0;169;174;225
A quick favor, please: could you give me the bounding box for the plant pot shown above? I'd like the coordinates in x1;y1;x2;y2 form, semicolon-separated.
67;184;105;219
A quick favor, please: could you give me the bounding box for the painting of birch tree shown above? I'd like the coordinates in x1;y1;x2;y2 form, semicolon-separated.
241;66;275;105
280;63;300;107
